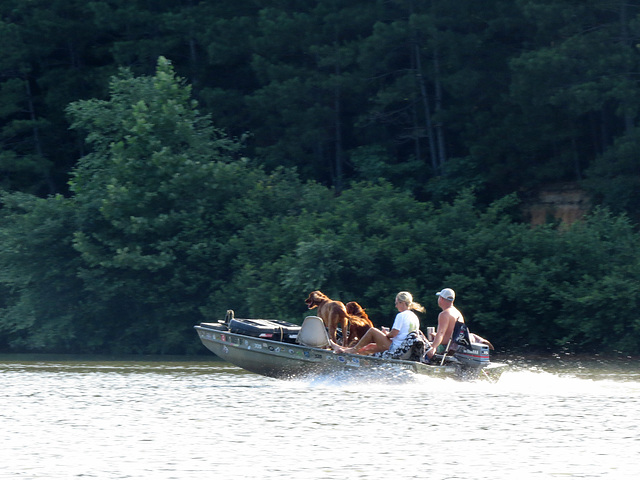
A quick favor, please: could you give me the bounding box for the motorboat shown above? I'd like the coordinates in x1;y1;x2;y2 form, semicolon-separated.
194;311;507;381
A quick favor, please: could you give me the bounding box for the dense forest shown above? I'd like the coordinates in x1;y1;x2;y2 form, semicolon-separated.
1;1;639;356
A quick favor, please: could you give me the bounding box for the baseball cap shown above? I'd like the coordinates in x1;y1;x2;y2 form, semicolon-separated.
435;288;455;301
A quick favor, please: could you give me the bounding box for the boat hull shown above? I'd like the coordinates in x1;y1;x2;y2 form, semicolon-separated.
195;323;506;381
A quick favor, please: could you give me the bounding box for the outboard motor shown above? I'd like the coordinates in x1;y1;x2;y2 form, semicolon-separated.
453;342;490;368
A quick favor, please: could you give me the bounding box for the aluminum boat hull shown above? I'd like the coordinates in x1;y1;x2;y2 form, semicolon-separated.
195;323;506;381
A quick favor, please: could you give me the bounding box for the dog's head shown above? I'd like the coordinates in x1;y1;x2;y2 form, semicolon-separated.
305;291;328;309
346;301;369;320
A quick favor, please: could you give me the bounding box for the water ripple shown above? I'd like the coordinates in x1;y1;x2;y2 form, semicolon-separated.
1;357;639;479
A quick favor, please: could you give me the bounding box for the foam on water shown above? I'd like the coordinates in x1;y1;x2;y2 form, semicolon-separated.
287;360;638;390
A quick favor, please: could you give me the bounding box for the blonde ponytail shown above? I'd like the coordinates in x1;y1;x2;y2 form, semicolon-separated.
396;291;426;313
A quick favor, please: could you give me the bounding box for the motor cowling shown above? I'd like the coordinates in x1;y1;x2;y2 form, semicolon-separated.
453;343;490;368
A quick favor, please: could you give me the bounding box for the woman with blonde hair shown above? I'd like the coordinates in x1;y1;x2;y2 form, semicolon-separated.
330;291;424;355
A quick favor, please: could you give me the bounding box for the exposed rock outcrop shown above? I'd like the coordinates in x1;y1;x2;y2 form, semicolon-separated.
522;183;591;225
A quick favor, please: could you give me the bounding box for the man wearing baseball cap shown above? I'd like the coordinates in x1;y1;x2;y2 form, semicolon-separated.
426;288;464;359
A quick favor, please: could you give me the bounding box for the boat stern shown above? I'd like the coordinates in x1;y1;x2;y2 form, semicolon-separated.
454;343;491;368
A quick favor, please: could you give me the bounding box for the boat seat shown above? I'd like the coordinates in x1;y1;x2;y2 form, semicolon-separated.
297;316;330;348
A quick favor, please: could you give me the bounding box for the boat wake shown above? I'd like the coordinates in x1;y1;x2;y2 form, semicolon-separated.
282;360;640;398
290;366;421;387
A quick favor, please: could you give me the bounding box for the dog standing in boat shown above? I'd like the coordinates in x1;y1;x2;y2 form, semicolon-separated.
345;301;373;346
305;291;352;346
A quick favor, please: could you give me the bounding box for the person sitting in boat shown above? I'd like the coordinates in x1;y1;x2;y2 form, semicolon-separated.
330;291;425;356
426;288;464;359
425;288;495;361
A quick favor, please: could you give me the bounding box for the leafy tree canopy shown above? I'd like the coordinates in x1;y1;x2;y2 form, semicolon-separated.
2;3;640;356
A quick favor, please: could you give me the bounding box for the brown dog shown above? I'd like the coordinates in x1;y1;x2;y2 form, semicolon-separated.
305;291;351;346
345;301;373;346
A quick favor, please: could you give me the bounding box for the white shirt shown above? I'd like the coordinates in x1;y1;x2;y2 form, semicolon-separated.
390;310;419;350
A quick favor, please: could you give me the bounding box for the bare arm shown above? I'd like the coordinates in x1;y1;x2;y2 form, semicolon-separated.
427;312;450;358
382;326;400;339
432;313;449;350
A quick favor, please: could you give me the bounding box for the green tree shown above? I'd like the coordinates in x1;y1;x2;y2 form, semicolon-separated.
0;17;53;194
0;192;87;352
245;1;382;191
0;0;125;195
65;57;317;353
584;127;640;219
352;0;527;199
66;57;243;352
501;0;640;191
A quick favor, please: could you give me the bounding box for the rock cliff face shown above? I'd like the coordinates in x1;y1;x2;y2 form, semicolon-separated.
522;183;591;225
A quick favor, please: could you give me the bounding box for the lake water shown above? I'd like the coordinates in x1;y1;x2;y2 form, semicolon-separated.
1;355;638;479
